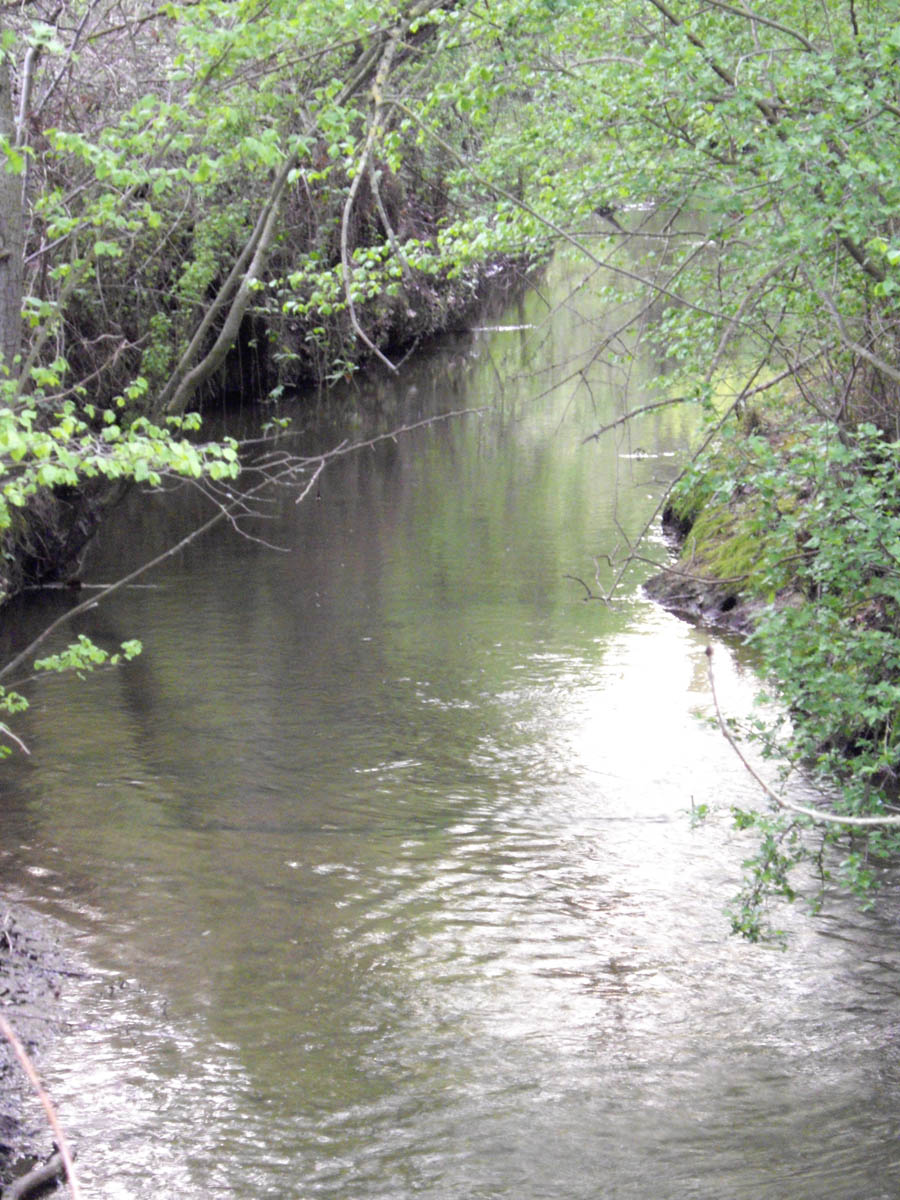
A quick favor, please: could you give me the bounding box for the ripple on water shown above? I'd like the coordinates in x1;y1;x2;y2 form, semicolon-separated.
5;373;900;1197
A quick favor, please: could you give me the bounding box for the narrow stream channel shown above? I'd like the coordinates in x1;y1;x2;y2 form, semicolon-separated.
2;256;900;1198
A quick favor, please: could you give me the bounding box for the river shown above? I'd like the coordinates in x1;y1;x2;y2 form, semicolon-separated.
2;254;900;1198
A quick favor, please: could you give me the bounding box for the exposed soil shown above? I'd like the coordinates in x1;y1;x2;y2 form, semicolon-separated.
0;906;70;1193
642;503;765;637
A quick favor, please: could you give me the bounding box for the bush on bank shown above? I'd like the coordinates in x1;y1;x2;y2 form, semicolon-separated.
654;411;900;938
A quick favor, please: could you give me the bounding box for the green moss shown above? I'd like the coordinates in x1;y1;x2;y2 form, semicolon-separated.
668;483;705;528
681;502;767;591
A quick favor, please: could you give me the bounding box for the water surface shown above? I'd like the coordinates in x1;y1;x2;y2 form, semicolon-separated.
2;257;900;1198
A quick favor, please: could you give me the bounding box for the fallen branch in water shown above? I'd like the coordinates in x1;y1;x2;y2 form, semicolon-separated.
4;1151;68;1200
563;573;605;601
705;644;900;827
0;1014;82;1200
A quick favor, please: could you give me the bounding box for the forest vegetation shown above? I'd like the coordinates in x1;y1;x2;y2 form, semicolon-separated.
3;0;900;940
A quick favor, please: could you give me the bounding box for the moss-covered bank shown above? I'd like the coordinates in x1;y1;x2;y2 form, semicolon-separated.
643;497;770;635
643;404;818;636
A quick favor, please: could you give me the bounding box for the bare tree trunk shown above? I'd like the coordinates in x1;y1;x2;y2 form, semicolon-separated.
0;40;23;372
162;0;450;415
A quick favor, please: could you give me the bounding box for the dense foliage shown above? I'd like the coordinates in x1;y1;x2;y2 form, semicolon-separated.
0;0;558;599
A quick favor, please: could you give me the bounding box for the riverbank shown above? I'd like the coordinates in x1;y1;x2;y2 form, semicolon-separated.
641;404;805;638
643;406;900;933
642;501;767;637
0;906;71;1194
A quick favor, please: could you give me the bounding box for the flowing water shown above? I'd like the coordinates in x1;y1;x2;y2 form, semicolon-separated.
2;256;900;1198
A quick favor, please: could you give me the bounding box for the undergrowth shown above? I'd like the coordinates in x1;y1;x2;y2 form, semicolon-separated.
671;417;900;939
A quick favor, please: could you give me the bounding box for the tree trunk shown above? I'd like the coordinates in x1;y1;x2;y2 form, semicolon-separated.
0;40;24;372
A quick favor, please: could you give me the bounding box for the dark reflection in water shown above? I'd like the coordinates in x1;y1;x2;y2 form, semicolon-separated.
2;256;900;1198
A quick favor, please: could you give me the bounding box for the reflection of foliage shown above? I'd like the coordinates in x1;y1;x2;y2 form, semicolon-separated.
0;634;141;757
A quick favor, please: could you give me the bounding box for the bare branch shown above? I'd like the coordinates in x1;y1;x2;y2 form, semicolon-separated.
162;155;295;414
30;0;95;122
339;24;404;374
369;158;413;280
0;409;482;683
0;1014;82;1200
0;721;30;754
563;573;605;601
582;396;692;444
15;43;38;148
699;0;815;52
706;644;900;827
803;266;900;384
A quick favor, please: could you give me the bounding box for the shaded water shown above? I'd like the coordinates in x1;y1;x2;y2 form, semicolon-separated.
3;256;900;1197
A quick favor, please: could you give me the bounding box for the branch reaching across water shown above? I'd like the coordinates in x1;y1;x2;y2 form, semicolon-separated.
0;408;483;687
705;644;900;828
581;397;692;444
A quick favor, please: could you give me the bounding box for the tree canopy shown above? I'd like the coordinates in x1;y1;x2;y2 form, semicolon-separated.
4;0;898;443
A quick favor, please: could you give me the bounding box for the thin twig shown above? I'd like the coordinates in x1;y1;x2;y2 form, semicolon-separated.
0;1015;82;1200
581;396;692;443
0;721;30;755
705;644;900;827
563;573;604;601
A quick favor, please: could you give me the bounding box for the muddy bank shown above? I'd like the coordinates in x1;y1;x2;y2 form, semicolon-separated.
642;503;765;637
0;905;71;1193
